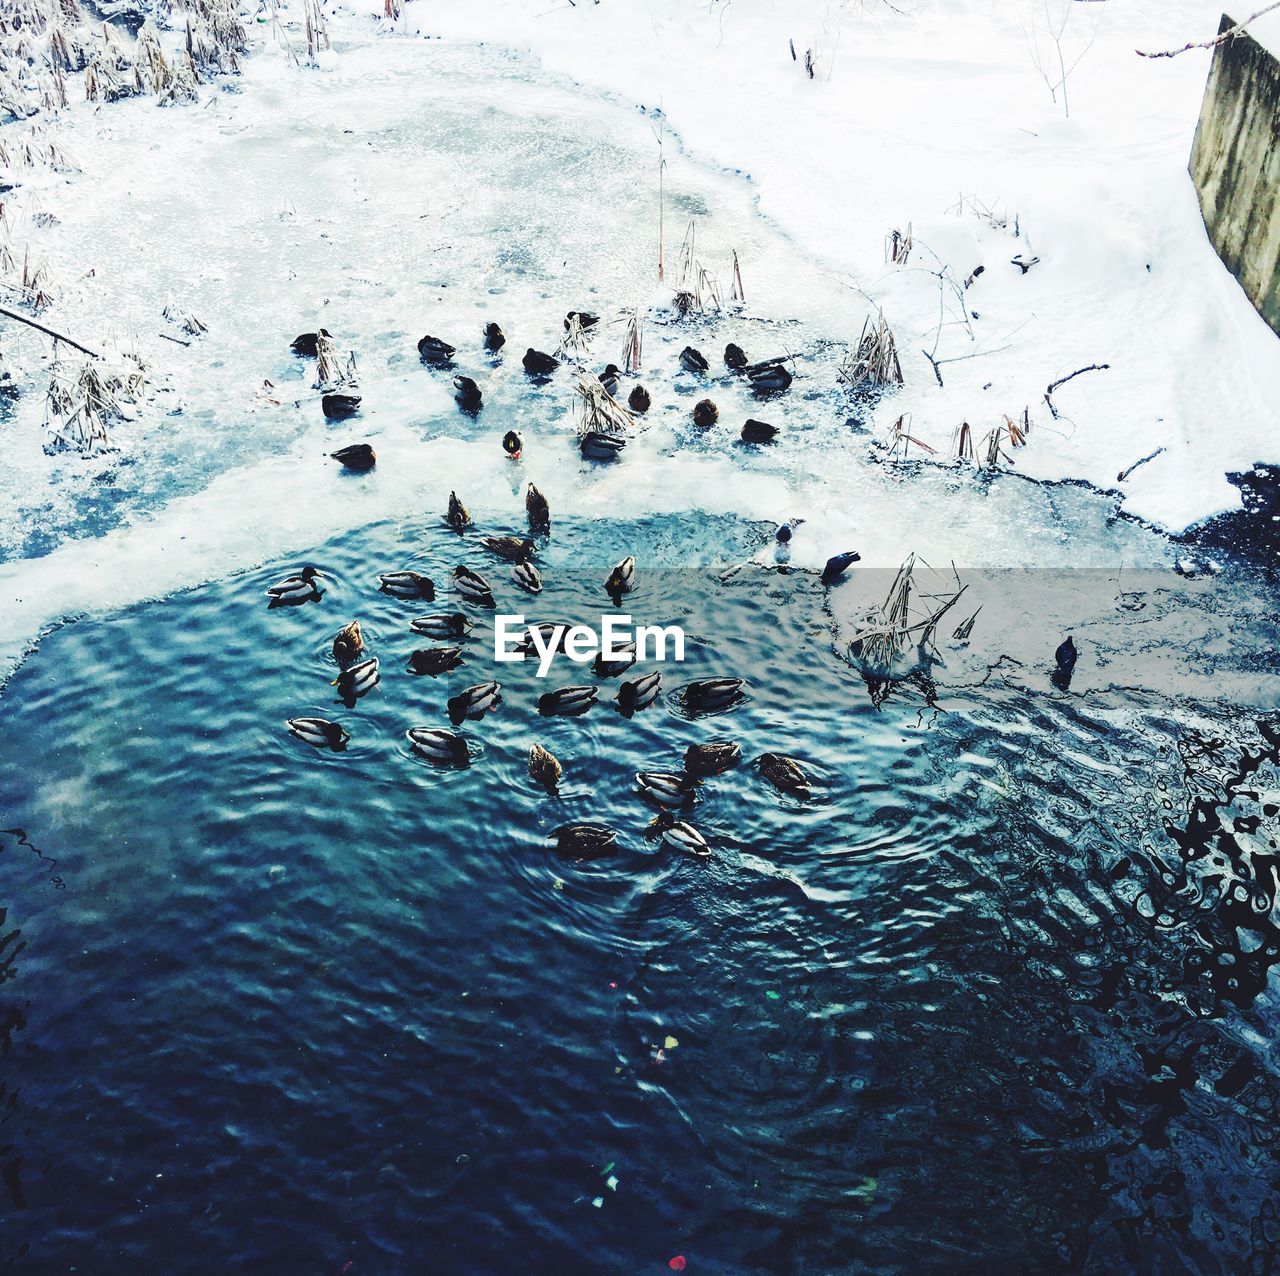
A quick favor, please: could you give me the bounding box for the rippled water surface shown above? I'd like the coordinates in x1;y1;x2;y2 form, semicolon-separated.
2;507;1279;1272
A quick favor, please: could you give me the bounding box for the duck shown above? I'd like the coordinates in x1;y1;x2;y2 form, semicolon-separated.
332;655;380;703
692;399;719;429
565;310;601;332
379;571;435;600
454;376;482;414
684;739;740;777
290;329;330;357
593;642;636;678
684;677;745;713
513;560;543;594
617;670;661;716
330;443;376;470
483;322;506;352
605;555;635;603
526;483;550;535
1056;636;1078;673
820;550;861;585
523;348;560;377
748;361;792;394
481;535;534;562
680;346;709;374
408;646;463;676
407;727;469;766
636;771;694;807
659;817;710;858
599;363;622;397
410;613;472;640
418;334;456;366
286;716;348;750
321;392;361;420
515;622;567;657
627;385;651;413
724;342;748;371
332;620;363;665
580;432;626;461
452;565;495;607
757;752;814;799
776;522;795;545
529;743;562;790
538;685;598;716
447;680;501;726
446;491;471;533
741;419;778;444
503;430;523;459
265;566;322;605
551;823;617;860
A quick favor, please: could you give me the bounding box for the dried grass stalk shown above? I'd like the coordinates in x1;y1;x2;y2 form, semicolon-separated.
45;350;146;453
574;371;634;439
621;310;642;374
558;313;592;362
162;299;207;335
885;223;913;265
838;309;904;392
849;554;967;679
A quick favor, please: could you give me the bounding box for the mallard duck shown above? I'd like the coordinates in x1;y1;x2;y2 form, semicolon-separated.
599;363;622;397
680;346;709;374
628;385;651;413
447;680;501;726
410;613;472;640
741;419;778;444
593;642;636;678
538;685;598;716
756;752;814;799
503;430;523;459
581;432;626;461
408;646;462;676
446;491;471;532
551;823;617;860
1056;636;1078;672
418;335;456;366
684;677;745;714
514;560;542;594
483;322;506;352
452;565;495;607
684;739;740;777
515;622;567;657
322;392;361;420
290;329;330;357
747;361;792;394
636;771;694;807
407;727;469;766
454;376;482;414
692;399;719;428
286;716;348;749
482;535;534;562
564;311;600;331
605;555;635;603
660;817;709;857
724;342;748;371
332;620;363;665
332;656;380;703
379;571;435;600
529;743;562;790
820;550;861;585
523;348;559;377
617;671;661;716
526;483;550;535
330;443;376;470
265;566;322;605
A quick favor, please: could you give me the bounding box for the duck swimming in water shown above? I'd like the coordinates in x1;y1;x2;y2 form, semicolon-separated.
332;655;380;704
651;812;710;857
529;743;562;790
526;483;550;535
286;716;349;750
523;348;560;377
418;335;456;366
322;392;362;420
685;739;741;777
446;491;471;532
407;727;469;766
680;346;709;374
503;430;523;459
551;823;617;860
724;342;748;371
452;566;495;607
513;560;543;594
408;646;462;676
332;620;363;665
454;376;482;415
693;399;719;429
741;419;778;444
605;555;635;603
447;680;501;726
538;685;598;716
410;613;472;640
756;752;814;799
379;571;435;600
330;443;376;471
482;535;534;562
594;642;636;678
628;385;651;413
266;566;322;606
515;622;568;657
483;322;506;352
683;678;745;714
291;329;330;358
580;432;626;461
820;550;861;585
617;670;661;716
636;771;694;807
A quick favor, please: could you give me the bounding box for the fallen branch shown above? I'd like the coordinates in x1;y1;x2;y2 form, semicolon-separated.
0;303;100;358
1117;446;1166;482
1137;3;1280;58
1045;362;1109;419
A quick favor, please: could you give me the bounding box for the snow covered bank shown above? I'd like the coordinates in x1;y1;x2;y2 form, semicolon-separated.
394;0;1280;532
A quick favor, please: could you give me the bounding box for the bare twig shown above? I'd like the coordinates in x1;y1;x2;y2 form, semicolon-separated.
1137;3;1280;58
1045;362;1109;419
0;303;99;357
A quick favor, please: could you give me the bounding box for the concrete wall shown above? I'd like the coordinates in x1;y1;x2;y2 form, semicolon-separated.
1189;14;1280;337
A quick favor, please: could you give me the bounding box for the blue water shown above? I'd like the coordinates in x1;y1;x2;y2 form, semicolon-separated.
2;509;1278;1272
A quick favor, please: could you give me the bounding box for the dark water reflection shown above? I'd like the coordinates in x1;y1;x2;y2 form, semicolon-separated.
0;513;1277;1272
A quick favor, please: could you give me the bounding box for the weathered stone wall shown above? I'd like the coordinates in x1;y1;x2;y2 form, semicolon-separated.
1189;14;1280;337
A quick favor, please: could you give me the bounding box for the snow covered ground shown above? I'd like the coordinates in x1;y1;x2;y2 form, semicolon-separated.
398;0;1280;529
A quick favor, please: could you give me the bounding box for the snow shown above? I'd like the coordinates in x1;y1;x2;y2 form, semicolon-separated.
389;0;1280;531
